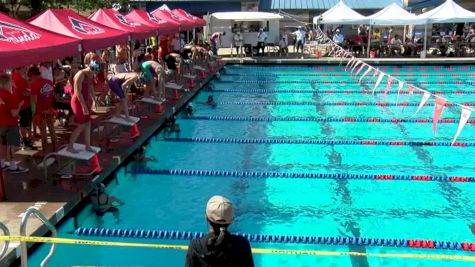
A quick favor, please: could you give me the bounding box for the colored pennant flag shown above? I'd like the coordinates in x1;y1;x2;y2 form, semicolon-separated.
395;80;405;106
372;72;385;95
402;86;415;112
411;91;431;117
384;76;394;96
351;60;362;74
354;63;366;78
345;57;355;72
432;97;447;135
451;106;472;144
358;66;372;84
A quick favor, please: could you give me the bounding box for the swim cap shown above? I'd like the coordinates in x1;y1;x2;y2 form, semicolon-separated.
206;195;234;225
89;60;101;72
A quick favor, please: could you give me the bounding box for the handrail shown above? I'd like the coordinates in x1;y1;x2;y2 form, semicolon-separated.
0;221;10;260
20;208;58;267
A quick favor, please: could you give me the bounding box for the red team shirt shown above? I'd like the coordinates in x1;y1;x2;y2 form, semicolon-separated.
0;89;20;126
30;78;54;114
12;71;30;109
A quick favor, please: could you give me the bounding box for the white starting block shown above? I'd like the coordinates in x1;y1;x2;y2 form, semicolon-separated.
184;74;197;80
139;97;165;105
193;66;206;71
107;115;140;126
165;82;184;100
57;143;101;160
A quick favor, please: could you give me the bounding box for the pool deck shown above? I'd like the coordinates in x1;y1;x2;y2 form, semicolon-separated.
0;73;215;266
2;55;475;266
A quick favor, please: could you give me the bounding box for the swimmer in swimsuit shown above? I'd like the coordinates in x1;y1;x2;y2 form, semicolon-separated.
139;57;166;100
164;53;184;85
90;183;124;221
107;72;138;121
67;57;101;153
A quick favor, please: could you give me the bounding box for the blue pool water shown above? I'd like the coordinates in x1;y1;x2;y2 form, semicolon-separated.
29;65;475;266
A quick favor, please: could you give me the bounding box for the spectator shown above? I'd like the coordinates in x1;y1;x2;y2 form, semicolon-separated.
293;26;306;54
257;28;268;56
28;66;57;152
279;37;289;56
404;35;416;56
39;62;53;82
466;27;475;43
390;34;404;55
332;29;344;45
209;31;225;56
185;195;254;267
12;67;33;149
0;73;29;173
233;32;244;57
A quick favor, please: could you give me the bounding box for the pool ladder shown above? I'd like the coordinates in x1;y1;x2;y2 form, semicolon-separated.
0;221;10;262
20;207;57;267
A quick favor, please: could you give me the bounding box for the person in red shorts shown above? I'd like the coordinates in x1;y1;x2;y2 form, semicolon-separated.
12;67;33;149
28;66;57;152
67;55;101;153
0;73;29;173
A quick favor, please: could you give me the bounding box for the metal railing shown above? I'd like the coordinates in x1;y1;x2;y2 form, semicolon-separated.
20;208;57;267
0;221;10;261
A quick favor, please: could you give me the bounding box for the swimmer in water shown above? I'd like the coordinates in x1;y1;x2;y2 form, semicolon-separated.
164;116;180;137
183;102;193;117
90;183;124;221
134;145;157;163
206;95;217;108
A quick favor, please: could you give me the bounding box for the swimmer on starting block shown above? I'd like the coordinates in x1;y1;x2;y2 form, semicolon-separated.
107;72;138;122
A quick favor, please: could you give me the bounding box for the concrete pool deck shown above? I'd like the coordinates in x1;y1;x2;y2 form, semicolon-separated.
0;73;215;266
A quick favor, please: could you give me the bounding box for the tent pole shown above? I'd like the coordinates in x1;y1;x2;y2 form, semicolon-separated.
422;23;427;58
367;25;372;58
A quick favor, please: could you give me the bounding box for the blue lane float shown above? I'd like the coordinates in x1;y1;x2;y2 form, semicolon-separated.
210;89;475;95
216;80;472;86
215;101;470;107
74;227;475;252
163;137;474;147
182;116;472;124
129;168;474;183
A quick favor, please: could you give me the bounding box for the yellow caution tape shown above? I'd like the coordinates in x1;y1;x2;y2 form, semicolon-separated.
1;235;475;262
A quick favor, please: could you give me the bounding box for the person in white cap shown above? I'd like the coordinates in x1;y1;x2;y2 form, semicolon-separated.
185;195;254;267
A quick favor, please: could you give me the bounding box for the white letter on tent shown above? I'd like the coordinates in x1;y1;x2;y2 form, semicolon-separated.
358;66;372;84
451;106;472;145
372;73;385;95
411;91;431;117
395;81;405;106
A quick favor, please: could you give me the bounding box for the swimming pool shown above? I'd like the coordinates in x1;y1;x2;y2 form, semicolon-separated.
28;64;475;266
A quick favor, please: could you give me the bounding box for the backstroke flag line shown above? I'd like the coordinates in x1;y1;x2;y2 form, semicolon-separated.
432;97;447;135
451;106;472;144
412;91;431;117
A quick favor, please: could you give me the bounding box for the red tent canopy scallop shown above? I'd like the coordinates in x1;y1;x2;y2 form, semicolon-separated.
126;9;179;35
172;8;206;28
0;11;80;71
151;8;195;31
28;9;128;52
89;9;157;40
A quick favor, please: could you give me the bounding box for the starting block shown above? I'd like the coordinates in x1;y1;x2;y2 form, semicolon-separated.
137;97;166;113
184;74;197;89
165;82;184;100
57;143;101;160
107;115;140;127
193;66;207;80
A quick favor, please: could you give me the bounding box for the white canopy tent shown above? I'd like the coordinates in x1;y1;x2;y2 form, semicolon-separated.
367;3;426;25
211;12;283;21
313;0;369;25
418;0;475;23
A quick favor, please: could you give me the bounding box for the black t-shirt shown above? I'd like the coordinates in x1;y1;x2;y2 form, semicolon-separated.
185;232;254;267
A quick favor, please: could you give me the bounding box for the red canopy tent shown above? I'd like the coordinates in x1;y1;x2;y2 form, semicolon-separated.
126;9;179;35
151;8;195;31
0;11;80;71
28;9;128;52
89;9;156;40
172;8;206;28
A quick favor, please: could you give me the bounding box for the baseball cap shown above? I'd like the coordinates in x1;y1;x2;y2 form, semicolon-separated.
206;195;234;225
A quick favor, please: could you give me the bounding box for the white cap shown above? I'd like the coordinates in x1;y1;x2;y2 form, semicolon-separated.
206;195;234;225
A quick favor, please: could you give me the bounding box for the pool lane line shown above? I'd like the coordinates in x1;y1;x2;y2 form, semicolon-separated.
182;116;474;124
225;72;474;78
210;89;475;95
75;227;475;253
131;168;474;183
215;101;475;107
216;80;471;85
163;137;473;147
228;66;474;72
2;235;475;262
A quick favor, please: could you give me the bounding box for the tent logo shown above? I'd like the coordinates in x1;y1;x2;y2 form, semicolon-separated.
69;17;104;34
148;13;166;24
0;21;41;43
116;14;140;27
167;11;183;21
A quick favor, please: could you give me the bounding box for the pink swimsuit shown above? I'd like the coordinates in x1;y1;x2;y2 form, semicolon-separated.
71;75;92;124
